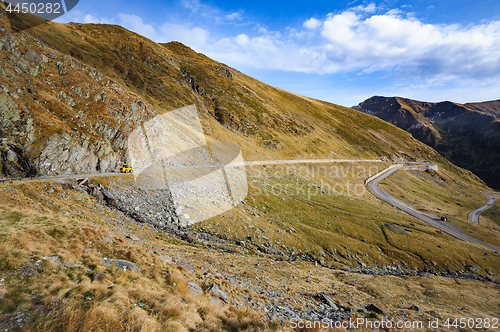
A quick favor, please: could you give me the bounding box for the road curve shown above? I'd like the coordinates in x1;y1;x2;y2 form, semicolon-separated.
368;164;499;252
468;193;499;223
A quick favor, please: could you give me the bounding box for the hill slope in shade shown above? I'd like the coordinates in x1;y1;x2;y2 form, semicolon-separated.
353;96;500;189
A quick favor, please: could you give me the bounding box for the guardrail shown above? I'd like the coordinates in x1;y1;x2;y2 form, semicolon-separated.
364;163;438;186
364;164;403;186
0;176;41;183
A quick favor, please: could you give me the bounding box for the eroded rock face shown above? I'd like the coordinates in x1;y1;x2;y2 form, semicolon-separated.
103;180;178;227
39;134;99;175
0;141;34;178
0;31;158;178
0;94;20;131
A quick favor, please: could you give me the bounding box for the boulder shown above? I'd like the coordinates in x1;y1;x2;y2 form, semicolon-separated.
159;256;173;263
207;284;228;303
61;262;86;269
126;234;140;241
366;304;386;315
92;187;104;203
410;305;424;312
178;261;195;273
91;272;107;282
102;258;141;271
316;293;339;311
45;256;61;265
0;94;20;129
187;281;203;296
465;265;478;272
102;236;113;243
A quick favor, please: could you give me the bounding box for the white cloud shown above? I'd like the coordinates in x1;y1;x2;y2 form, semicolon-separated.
225;12;243;21
315;8;500;84
235;34;250;46
351;3;377;13
386;9;403;16
203;34;325;73
303;18;321;30
257;24;269;34
158;23;209;49
118;13;157;40
175;6;500;87
180;0;202;13
59;2;500;93
82;14;113;24
180;0;244;24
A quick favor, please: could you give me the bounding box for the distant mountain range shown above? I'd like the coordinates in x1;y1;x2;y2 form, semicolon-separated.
353;96;500;189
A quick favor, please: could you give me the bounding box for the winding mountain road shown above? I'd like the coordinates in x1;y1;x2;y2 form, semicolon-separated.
0;158;383;184
468;193;499;223
367;164;499;252
2;159;498;252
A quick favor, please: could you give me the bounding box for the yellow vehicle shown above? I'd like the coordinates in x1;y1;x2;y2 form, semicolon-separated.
120;165;134;173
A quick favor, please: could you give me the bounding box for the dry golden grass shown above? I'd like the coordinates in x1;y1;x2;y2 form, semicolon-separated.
482;194;500;228
0;179;498;332
0;181;285;332
190;165;500;275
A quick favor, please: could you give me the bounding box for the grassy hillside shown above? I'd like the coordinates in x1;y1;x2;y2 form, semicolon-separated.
6;8;449;164
0;182;281;332
1;180;499;331
483;195;500;228
1;6;500;331
379;168;500;249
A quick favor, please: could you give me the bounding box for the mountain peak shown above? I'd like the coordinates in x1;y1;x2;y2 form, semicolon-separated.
354;95;500;189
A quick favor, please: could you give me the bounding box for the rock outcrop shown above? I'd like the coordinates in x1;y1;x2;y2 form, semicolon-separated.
0;18;159;178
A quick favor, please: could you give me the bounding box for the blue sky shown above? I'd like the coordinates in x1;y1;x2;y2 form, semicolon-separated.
57;0;500;107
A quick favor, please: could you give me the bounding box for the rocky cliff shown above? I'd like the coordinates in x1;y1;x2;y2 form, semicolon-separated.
353;96;500;189
0;24;159;177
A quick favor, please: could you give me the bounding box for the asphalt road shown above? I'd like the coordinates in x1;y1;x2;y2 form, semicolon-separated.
468;193;499;223
0;172;122;183
0;158;383;183
368;164;499;252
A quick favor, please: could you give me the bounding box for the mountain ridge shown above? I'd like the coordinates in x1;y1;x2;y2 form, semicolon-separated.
353;96;500;189
1;6;463;181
